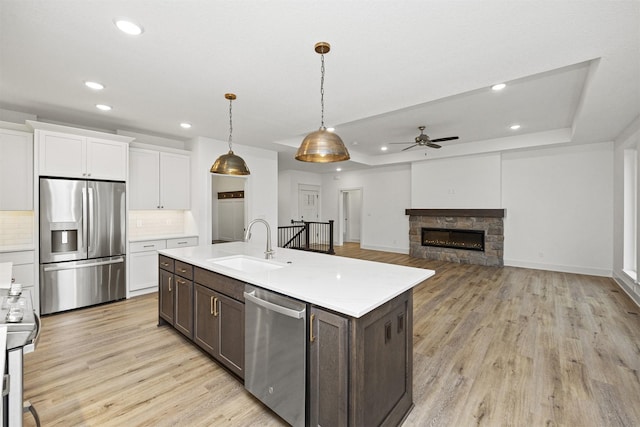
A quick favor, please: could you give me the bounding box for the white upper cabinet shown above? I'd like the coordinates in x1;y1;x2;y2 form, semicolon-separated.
38;131;128;180
160;152;190;209
129;148;190;210
0;125;33;210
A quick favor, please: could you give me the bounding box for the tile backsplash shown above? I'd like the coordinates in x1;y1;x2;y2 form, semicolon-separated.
128;210;186;239
0;211;35;247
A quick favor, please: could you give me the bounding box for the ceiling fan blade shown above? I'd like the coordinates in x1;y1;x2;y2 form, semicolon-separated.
430;136;459;143
401;144;418;152
389;142;415;145
426;142;442;149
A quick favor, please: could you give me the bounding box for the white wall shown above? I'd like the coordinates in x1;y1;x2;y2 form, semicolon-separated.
411;153;502;208
277;170;322;226
314;142;616;276
187;136;278;248
502;142;613;276
321;164;411;253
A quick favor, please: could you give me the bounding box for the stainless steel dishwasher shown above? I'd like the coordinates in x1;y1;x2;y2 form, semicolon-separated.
244;285;306;427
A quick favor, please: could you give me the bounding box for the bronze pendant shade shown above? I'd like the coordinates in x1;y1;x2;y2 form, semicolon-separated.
296;42;350;163
211;93;250;175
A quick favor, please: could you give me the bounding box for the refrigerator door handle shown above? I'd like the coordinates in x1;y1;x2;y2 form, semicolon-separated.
42;257;125;272
82;185;88;254
87;186;94;252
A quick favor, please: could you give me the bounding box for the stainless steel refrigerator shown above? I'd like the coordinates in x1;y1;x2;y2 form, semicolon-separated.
39;178;126;314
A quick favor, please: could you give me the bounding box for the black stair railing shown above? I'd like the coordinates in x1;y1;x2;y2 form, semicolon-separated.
277;220;335;255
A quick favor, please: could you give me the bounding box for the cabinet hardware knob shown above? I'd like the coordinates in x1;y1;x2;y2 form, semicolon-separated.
309;313;316;343
168;276;172;292
213;297;219;317
179;268;186;273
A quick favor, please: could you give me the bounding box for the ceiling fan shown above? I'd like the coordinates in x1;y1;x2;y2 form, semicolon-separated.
390;126;459;151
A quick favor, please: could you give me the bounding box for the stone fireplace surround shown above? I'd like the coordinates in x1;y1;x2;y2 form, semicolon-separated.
406;209;505;266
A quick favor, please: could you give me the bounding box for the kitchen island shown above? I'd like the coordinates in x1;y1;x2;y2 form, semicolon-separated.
158;242;434;427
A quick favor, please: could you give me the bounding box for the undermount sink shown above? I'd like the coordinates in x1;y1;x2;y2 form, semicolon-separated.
208;255;287;273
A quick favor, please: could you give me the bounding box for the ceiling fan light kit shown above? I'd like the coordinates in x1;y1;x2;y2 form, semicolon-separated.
210;93;251;175
296;42;350;163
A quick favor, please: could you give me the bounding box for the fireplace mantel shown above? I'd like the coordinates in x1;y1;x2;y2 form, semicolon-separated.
405;208;505;218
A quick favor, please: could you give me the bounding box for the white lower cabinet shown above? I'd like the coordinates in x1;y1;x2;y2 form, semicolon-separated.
128;237;198;296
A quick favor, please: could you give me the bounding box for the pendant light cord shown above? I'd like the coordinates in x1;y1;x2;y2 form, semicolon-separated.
228;97;233;151
320;53;325;128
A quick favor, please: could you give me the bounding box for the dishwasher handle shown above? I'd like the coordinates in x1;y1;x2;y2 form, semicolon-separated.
244;291;305;319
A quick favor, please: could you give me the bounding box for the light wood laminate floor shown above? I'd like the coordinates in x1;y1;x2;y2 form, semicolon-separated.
24;244;640;426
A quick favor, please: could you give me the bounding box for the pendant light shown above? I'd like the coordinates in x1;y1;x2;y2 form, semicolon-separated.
296;42;350;163
210;93;250;175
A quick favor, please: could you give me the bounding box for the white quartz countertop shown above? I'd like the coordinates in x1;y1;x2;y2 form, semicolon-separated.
129;234;198;243
158;242;435;318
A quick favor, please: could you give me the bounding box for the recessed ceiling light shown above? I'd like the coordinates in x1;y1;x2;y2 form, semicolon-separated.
510;124;521;130
84;81;104;90
96;104;112;111
352;141;359;145
114;18;144;36
491;83;506;91
336;167;342;172
381;146;388;151
180;122;192;129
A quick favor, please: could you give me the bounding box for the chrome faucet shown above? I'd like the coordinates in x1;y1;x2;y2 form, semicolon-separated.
244;219;274;259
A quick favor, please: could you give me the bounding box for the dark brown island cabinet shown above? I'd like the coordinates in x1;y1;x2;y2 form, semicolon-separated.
158;254;413;427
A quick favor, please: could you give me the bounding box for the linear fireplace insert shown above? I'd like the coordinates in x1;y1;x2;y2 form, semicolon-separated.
421;227;485;251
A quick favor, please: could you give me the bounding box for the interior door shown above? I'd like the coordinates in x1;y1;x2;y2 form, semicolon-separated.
299;187;319;222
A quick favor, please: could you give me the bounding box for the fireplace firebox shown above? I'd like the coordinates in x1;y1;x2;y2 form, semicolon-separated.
422;228;485;251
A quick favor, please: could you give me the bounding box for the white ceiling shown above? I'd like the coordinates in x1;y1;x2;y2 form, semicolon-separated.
1;1;638;173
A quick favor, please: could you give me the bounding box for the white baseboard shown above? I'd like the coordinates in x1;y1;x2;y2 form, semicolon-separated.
613;271;640;307
504;259;611;277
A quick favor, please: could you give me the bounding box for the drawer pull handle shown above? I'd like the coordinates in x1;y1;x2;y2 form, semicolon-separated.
179;268;187;273
168;276;172;292
309;313;316;343
177;241;187;245
161;262;169;267
213;297;219;317
177;279;185;285
143;245;154;248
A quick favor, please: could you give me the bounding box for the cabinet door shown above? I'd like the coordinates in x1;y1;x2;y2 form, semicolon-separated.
38;131;86;178
216;292;244;378
129;148;160;209
160;152;190;209
308;307;349;427
0;128;33;210
174;276;193;338
129;251;159;292
194;284;217;355
159;269;174;324
194;284;244;379
86;138;127;180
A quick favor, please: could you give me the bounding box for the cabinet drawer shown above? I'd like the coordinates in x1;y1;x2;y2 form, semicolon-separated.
130;240;167;253
194;267;244;302
166;236;198;249
158;255;174;272
175;260;193;280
